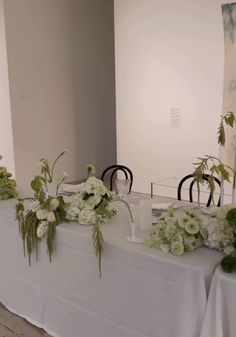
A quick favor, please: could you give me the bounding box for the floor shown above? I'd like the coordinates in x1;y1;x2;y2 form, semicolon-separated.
0;303;52;337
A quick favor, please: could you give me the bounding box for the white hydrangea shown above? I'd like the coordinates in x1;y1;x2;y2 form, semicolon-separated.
37;221;49;238
78;208;97;226
85;194;102;210
65;174;116;225
66;205;80;221
47;211;56;222
202;207;235;252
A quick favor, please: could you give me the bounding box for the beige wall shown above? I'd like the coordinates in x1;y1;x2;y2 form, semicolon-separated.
114;0;226;193
3;0;116;193
0;0;15;175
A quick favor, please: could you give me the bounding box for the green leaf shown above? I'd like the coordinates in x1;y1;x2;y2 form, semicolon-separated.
217;119;226;146
31;176;42;193
218;164;230;182
224;111;235;127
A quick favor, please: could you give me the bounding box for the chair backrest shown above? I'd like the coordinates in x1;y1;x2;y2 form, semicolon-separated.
101;165;133;193
177;174;221;207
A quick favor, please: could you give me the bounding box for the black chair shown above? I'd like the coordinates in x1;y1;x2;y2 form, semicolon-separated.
177;174;221;207
101;165;133;193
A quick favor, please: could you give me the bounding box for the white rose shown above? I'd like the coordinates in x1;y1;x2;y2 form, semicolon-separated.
36;209;49;220
50;198;59;211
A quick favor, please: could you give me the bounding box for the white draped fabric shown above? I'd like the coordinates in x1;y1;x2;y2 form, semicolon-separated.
200;266;236;337
0;200;222;337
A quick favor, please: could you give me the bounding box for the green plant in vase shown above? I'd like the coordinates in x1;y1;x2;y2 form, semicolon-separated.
15;150;69;264
193;112;236;206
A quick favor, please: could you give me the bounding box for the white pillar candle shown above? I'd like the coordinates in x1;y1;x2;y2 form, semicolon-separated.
139;199;152;231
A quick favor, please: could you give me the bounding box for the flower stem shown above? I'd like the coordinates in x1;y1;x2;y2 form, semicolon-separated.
51;150;68;182
112;199;134;223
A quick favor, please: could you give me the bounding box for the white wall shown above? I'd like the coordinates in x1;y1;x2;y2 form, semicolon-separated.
0;0;15;175
3;0;116;193
114;0;227;194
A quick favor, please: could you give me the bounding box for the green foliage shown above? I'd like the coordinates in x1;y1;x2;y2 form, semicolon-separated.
15;151;69;264
193;155;232;206
218;118;226;146
217;111;236;146
0;157;18;200
31;176;42;195
95;194;117;221
221;255;236;273
226;208;236;226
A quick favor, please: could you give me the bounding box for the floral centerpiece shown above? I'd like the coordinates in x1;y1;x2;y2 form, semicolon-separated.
0;155;18;200
66;164;117;277
15;150;68;264
207;205;236;273
144;208;203;256
200;205;236;255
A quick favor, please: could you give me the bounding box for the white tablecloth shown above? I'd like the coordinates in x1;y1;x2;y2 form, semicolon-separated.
0;199;222;337
200;266;236;337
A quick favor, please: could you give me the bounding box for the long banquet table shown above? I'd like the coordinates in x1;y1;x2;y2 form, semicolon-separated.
0;199;222;337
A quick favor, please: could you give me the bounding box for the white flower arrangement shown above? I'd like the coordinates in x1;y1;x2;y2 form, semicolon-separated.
66;175;117;225
201;204;236;254
144;209;203;256
66;164;118;277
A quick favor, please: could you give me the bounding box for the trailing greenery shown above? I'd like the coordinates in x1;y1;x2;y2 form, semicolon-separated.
0;155;18;200
15;151;69;264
